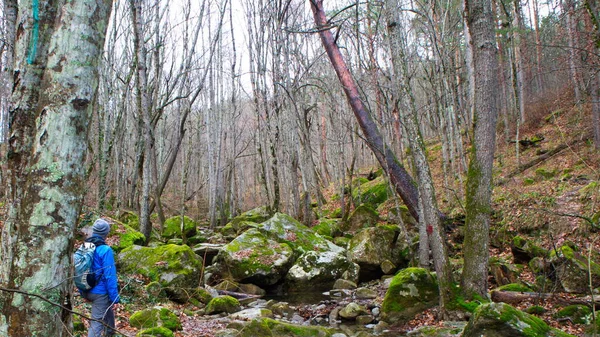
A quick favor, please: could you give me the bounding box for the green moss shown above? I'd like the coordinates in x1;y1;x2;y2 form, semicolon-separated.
467;302;576;337
162;215;197;240
496;283;533;292
119;244;202;291
220;228;293;279
205;295;241;314
381;268;439;323
524;305;546;315
136;326;174;337
119;211;140;230
534;168;557;180
129;307;181;331
239;318;273;337
579;181;598;200
551;245;575;260
117;225;146;252
555;305;592;324
449;284;487;312
263;318;334;336
352;176;390;207
312;219;340;237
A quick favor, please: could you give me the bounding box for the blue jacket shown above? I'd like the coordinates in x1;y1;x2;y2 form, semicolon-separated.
86;235;120;304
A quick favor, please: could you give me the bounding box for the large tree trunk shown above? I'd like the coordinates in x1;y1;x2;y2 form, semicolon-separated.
0;0;112;334
462;0;500;299
309;0;421;220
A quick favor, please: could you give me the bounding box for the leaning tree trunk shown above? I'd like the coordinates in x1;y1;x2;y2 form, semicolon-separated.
309;0;421;220
0;0;113;334
462;0;500;299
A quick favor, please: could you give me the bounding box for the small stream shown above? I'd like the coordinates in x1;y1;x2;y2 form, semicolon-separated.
260;290;410;337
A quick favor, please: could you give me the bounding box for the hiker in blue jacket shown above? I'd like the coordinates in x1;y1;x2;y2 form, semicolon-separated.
83;218;120;337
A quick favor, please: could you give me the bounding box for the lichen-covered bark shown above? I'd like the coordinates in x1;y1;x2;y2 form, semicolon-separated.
384;0;452;314
461;0;499;299
0;0;113;334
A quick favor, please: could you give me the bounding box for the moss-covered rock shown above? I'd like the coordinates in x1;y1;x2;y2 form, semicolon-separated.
210;228;294;286
463;302;575;337
162;215;197;241
193;287;215;304
205;295;241;314
381;267;439;324
129;306;181;331
257;213;341;254
118;210;140;230
341;205;380;234
231;206;272;224
347;226;409;280
119;244;202;302
352;176;390;208
115;224;146;252
220;220;259;239
549;244;600;293
311;218;341;238
511;236;548;264
285;250;360;291
495;283;533;292
554;305;592;325
339;302;369;319
489;257;523;286
136;326;174;337
264;318;334;336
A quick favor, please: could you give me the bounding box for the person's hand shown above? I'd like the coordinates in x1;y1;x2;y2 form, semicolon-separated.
112;303;122;312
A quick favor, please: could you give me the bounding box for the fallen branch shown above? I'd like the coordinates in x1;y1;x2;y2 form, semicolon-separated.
216;289;262;300
491;290;600;308
498;135;589;185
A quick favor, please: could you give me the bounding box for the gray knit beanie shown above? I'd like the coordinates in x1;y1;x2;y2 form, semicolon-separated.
92;218;110;238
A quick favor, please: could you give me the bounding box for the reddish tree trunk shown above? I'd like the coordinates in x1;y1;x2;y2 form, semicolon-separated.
309;0;420;220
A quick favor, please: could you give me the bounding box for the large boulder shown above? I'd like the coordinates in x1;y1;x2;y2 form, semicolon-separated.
311;218;341;238
210;213;347;289
352;176;390;208
118;244;202;302
231;206;272;224
257;212;341;253
549;245;600;293
115;224;146;253
210;229;295;287
341;205;380;234
162;215;197;241
347;225;410;280
285;250;359;291
462;302;575;337
381;267;439;324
